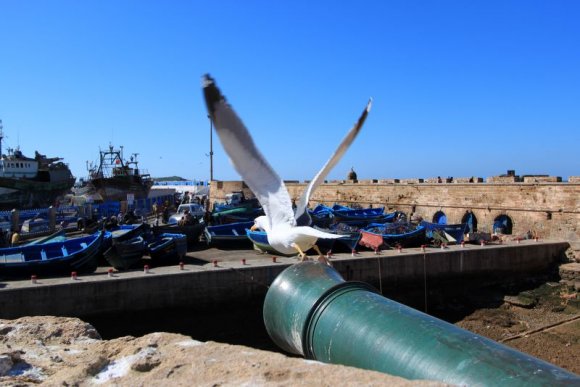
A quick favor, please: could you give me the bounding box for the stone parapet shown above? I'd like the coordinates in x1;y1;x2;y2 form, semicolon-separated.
487;176;518;183
523;176;562;183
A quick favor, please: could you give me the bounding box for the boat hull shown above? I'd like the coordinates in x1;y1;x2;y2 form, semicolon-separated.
90;176;153;202
204;221;254;248
0;231;104;277
0;176;75;210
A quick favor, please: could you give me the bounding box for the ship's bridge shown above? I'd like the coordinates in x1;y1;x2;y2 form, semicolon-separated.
0;158;38;178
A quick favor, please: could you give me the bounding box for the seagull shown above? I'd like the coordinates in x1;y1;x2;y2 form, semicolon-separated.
203;74;372;265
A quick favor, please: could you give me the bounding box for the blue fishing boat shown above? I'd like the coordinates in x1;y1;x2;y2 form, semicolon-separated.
152;222;205;247
361;222;426;250
147;232;187;265
420;221;467;244
316;222;362;253
23;229;66;246
308;204;334;228
0;230;105;277
103;235;147;270
246;229;294;256
332;206;395;223
204;221;254;247
109;223;149;243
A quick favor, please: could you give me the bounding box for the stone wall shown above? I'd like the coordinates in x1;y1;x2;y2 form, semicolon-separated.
210;180;580;245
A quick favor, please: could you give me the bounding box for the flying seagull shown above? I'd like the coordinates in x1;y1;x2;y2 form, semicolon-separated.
203;74;372;264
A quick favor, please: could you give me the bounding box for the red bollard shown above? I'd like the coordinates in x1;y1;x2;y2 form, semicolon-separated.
213;260;218;267
71;271;77;280
351;249;357;256
179;261;184;270
421;244;426;252
144;264;150;273
241;258;246;265
460;241;465;248
31;275;37;284
272;256;277;263
397;245;402;253
480;240;485;246
108;268;114;278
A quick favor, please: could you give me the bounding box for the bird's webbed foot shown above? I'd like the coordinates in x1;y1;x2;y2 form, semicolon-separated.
313;245;332;267
292;243;309;261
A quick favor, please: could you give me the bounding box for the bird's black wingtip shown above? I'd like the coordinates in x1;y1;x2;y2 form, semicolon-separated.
202;74;225;116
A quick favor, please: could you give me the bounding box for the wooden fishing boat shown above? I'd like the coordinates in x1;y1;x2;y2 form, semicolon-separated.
147;232;187;265
103;235;147;270
0;230;105;277
419;221;467;245
109;223;149;243
332;206;396;223
308;204;334;228
360;222;426;250
204;221;254;247
211;206;263;224
245;230;294;256
22;229;66;246
152;222;204;247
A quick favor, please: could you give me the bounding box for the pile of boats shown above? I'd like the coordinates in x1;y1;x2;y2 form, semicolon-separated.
207;203;468;256
0;200;469;279
0;222;191;278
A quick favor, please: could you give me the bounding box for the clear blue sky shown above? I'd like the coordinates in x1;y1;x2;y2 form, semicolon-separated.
1;1;578;182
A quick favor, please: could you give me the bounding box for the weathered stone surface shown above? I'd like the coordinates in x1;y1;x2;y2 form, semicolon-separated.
0;316;441;386
210;180;580;248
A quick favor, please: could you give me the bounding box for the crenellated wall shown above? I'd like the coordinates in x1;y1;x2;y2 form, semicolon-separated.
210;179;580;246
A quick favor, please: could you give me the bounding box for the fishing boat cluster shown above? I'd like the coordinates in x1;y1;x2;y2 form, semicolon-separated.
0;191;478;280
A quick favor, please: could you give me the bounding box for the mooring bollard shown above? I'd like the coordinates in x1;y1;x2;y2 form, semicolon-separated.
144;264;150;274
213;260;218;267
397;245;402;253
71;271;77;280
272;256;277;263
179;261;184;270
421;244;426;252
480;240;485;246
31;275;37;284
460;241;465;248
241;258;246;265
108;268;114;278
351;249;356;257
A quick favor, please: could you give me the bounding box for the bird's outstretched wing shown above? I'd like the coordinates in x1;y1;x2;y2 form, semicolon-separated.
203;75;295;230
294;98;372;226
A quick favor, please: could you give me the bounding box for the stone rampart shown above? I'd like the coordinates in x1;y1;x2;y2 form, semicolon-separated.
210;180;580;246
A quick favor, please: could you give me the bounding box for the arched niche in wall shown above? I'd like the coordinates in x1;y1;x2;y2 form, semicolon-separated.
433;210;447;225
461;210;478;233
493;214;513;235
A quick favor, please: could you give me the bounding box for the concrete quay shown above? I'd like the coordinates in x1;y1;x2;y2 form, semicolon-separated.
0;239;570;319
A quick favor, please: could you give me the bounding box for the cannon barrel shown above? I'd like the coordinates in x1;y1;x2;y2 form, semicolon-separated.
263;262;579;385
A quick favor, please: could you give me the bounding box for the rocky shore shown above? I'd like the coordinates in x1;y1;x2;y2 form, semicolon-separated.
0;316;443;386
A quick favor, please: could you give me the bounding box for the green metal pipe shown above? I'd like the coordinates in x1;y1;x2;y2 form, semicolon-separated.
263;262;580;385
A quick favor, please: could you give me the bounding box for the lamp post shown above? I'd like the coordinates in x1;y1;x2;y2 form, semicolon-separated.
208;114;214;181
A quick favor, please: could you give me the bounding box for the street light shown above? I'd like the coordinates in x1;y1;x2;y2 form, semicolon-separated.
208;114;214;181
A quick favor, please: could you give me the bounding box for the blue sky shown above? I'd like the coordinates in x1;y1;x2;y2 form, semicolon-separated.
1;1;578;182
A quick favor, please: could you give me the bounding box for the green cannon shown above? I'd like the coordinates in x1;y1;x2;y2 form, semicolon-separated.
263;262;579;385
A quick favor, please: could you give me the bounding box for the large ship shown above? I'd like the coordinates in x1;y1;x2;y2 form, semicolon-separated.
87;144;153;202
0;120;76;210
